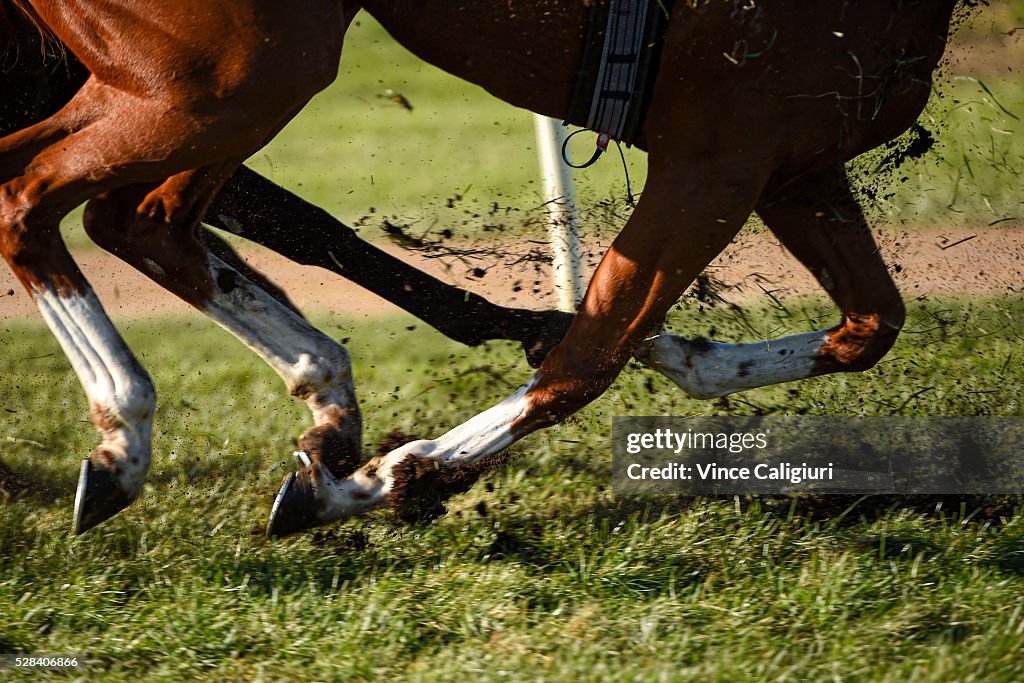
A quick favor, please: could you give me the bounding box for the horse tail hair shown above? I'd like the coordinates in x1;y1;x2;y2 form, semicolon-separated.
5;1;47;33
1;1;62;59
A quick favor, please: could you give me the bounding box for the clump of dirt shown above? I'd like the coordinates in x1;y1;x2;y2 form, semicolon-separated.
873;123;939;174
370;429;507;524
373;429;421;456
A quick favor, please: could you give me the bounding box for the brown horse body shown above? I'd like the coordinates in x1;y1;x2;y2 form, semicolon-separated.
0;1;960;534
0;8;568;351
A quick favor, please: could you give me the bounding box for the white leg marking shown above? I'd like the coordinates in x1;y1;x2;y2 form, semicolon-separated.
636;330;829;398
200;253;356;424
32;285;155;492
308;380;534;521
386;382;531;466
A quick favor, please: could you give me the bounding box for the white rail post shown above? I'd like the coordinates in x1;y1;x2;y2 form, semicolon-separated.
533;114;584;312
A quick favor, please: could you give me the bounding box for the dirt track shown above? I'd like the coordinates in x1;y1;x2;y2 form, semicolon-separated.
1;225;1021;323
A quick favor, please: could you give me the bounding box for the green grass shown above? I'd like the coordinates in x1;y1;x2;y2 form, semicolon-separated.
2;296;1023;680
849;73;1024;232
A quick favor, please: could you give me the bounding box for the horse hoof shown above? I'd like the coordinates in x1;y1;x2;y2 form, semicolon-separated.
266;467;321;539
72;459;135;535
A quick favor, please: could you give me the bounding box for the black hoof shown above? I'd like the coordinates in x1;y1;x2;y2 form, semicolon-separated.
267;467;322;539
73;459;135;535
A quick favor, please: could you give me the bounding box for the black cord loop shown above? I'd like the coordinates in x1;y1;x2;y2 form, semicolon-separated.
560;129;609;169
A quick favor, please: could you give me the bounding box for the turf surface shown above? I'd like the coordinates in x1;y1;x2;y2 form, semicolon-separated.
2;297;1022;680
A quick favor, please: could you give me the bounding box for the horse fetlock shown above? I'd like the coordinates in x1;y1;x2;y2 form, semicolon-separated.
86;381;155;502
288;347;352;399
88;403;154;495
297;417;362;479
88;441;148;487
89;379;156;454
294;380;353;412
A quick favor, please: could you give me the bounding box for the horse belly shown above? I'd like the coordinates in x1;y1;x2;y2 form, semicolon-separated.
649;0;956;173
362;0;588;119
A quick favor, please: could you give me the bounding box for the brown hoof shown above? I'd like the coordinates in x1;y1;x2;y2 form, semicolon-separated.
72;459;135;535
266;467;322;538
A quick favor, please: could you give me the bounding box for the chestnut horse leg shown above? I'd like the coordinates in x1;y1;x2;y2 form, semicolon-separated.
0;21;568;362
0;93;162;534
83;169;363;480
0;0;355;531
759;170;906;370
635;169;905;397
0;56;340;531
267;148;770;534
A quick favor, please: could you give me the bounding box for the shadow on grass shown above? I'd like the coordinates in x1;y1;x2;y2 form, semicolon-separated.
0;458;66;505
990;536;1024;574
145;462;264;490
749;494;1020;527
0;634;25;654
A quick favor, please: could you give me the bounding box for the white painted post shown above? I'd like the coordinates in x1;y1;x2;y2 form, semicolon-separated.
533;114;584;312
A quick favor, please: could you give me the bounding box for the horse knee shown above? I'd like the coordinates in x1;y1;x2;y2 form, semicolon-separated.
0;180;59;269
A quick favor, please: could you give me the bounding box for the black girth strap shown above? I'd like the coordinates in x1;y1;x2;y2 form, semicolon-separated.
565;0;674;148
